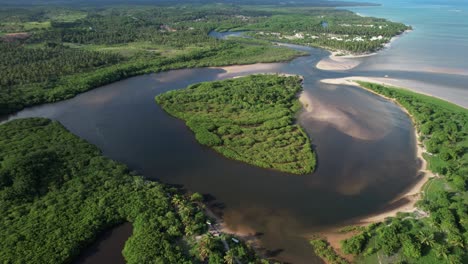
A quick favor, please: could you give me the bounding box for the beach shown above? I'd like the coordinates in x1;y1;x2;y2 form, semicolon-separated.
321;76;468;108
311;78;438;262
316;30;411;71
321;77;436;224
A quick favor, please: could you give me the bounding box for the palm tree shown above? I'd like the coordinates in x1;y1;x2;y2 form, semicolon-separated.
417;230;435;247
198;234;214;261
224;249;235;264
433;244;448;260
447;233;464;248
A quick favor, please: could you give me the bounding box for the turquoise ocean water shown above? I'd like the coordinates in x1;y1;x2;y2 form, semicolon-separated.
344;0;468;75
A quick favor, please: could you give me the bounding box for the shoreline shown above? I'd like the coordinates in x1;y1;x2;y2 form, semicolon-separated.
203;205;270;260
316;29;412;71
314;78;437;261
321;76;467;108
322;77;435;223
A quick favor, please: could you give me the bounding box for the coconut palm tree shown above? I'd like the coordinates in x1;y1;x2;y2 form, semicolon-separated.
224;249;236;264
433;244;449;260
417;230;435;247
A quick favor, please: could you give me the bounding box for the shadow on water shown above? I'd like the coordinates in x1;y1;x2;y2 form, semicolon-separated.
3;34;422;264
74;223;133;264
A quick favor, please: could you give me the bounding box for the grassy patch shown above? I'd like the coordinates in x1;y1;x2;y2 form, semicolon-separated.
0;21;51;33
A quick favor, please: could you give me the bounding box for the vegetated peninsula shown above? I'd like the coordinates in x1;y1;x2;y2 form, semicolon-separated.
245;9;410;54
0;118;266;264
321;83;468;264
156;74;316;174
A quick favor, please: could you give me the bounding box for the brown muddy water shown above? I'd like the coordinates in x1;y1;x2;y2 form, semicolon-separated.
4;44;421;263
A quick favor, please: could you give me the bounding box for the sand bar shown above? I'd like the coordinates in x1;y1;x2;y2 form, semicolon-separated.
316;51;373;71
321;76;468;108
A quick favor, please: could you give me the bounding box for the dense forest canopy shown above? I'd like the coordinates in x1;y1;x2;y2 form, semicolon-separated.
0;118;268;263
156;74;316;174
0;4;308;115
0;0;378;8
0;4;406;115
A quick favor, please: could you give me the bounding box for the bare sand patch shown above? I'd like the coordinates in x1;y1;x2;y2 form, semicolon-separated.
316;52;372;71
213;63;283;78
321;76;468;108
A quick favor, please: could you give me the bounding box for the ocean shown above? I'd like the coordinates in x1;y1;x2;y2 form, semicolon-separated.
340;0;468;106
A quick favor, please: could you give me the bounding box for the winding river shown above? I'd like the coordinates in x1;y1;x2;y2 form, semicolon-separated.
3;37;422;263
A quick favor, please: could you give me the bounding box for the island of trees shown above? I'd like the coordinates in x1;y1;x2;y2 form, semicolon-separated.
156;74;316;174
310;83;467;264
0;118;270;264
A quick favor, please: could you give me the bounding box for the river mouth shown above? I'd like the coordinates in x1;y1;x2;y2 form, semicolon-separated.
4;45;419;263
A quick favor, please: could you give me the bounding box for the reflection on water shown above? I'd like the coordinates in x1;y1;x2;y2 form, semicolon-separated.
4;46;419;263
299;89;392;141
74;223;133;264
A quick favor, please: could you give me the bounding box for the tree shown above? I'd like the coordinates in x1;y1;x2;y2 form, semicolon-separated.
434;244;449;260
224;249;236;264
417;230;435;247
400;234;421;259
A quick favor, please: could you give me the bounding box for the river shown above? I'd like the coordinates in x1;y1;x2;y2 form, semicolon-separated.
5;1;468;262
4;39;421;263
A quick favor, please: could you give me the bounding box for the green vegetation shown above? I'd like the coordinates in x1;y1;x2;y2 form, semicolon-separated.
338;225;366;234
0;6;305;115
156;74;316;174
310;237;349;264
244;8;410;54
339;82;468;263
0;4;410;115
0;118;267;263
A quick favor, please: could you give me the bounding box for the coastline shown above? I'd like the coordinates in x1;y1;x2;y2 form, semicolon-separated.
320;76;468;108
316;29;412;71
